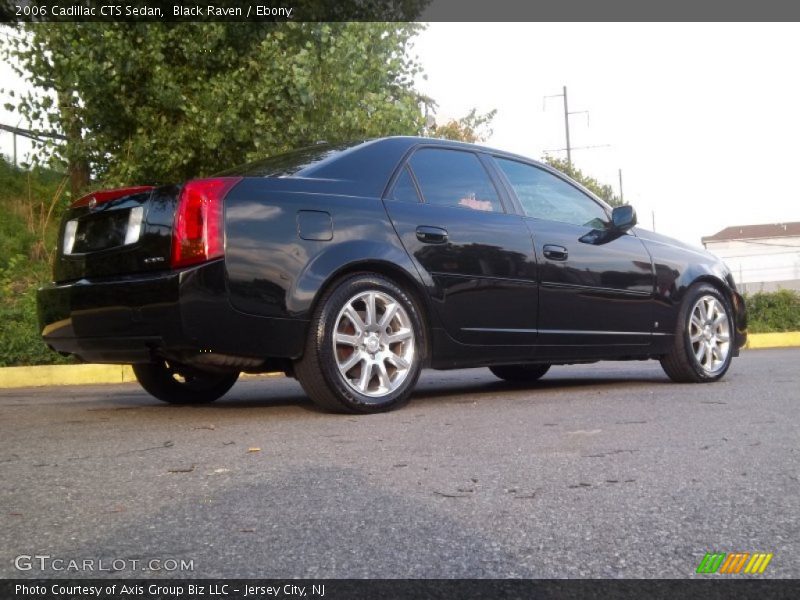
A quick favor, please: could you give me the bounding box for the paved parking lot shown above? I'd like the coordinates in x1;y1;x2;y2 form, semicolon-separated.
1;348;798;578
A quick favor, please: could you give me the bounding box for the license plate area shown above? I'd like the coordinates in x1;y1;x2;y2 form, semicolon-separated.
64;206;144;255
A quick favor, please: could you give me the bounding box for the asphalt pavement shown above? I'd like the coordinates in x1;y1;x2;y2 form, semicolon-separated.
1;349;798;578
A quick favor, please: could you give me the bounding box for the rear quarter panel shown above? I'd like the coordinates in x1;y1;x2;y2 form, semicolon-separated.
224;178;425;320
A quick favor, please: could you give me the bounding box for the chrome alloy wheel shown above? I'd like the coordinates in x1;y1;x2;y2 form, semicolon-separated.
333;290;415;398
688;294;731;374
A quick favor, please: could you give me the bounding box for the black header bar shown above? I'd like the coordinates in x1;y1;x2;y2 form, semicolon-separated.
3;579;800;600
2;0;800;22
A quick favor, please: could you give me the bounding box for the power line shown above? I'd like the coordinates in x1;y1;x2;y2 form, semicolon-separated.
0;122;66;141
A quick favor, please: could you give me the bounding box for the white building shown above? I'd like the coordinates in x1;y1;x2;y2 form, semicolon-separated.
702;222;800;294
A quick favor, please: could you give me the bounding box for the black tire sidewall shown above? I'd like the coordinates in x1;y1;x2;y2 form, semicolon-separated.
313;274;425;412
490;364;550;382
679;285;735;382
133;361;238;404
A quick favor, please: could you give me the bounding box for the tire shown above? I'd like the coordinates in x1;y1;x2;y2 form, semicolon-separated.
294;273;425;414
132;360;239;404
660;283;735;383
490;363;550;382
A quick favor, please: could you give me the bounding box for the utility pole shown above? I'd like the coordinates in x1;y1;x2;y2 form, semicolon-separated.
543;86;592;167
618;168;623;203
652;210;656;232
563;86;571;166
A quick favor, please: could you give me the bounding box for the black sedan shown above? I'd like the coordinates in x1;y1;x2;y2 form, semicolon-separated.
38;137;747;413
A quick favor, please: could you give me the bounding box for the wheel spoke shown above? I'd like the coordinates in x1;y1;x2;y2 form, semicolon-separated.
365;292;377;327
339;351;363;374
335;332;360;347
376;361;391;390
358;362;373;391
387;352;409;370
379;302;399;329
695;342;706;364
704;343;714;368
697;301;708;321
343;305;365;333
386;328;413;345
690;332;703;343
706;299;717;321
716;332;730;343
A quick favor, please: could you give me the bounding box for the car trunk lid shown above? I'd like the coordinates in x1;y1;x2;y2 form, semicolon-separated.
54;185;180;283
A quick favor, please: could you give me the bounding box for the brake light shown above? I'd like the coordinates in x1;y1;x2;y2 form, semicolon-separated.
171;177;242;269
70;186;154;208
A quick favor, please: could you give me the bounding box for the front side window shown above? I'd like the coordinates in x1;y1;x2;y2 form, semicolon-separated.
409;148;502;213
496;158;608;229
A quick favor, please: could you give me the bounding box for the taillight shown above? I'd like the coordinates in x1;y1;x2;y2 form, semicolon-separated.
70;186;154;208
171;177;242;269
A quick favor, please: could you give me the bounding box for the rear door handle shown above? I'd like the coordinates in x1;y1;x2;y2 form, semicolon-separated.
543;244;568;261
416;225;448;244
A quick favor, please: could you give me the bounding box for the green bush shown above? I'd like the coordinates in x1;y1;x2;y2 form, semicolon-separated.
745;289;800;333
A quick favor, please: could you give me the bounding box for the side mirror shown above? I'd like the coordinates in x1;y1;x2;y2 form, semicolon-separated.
611;205;637;232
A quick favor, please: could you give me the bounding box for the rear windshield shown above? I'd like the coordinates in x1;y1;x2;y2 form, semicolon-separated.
215;142;362;178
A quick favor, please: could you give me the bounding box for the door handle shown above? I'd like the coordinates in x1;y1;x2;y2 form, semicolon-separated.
543;244;568;261
416;225;448;244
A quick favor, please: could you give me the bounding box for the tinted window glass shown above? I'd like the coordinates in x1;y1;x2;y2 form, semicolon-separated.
409;149;501;212
215;142;359;178
390;166;421;203
496;158;608;228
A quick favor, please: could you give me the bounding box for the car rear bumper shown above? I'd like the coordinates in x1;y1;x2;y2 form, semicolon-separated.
37;259;306;365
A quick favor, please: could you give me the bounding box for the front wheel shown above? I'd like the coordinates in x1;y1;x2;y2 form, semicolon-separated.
660;283;734;383
294;273;425;413
490;363;550;382
132;360;239;404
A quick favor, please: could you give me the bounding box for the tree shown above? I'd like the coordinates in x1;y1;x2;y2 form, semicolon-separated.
429;108;497;143
2;21;427;192
542;155;624;207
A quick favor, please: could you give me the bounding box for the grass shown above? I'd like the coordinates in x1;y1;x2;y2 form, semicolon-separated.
0;156;74;366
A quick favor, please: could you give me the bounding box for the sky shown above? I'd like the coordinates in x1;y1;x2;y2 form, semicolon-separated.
412;23;800;247
1;23;798;248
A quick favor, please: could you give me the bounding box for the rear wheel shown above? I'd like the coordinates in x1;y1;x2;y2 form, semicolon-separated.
294;273;424;413
660;283;734;383
132;360;239;404
490;363;550;382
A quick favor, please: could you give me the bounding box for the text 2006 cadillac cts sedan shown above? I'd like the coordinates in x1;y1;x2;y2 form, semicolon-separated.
38;137;747;413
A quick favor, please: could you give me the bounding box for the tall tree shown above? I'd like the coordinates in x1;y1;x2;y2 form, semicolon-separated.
3;22;426;191
542;155;624;207
429;108;497;143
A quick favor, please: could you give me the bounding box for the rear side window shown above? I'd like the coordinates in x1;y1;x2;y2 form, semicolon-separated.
496;158;609;229
409;148;502;213
390;166;421;203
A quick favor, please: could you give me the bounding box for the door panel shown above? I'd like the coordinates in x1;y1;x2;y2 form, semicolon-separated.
527;218;655;347
385;201;539;345
490;156;655;351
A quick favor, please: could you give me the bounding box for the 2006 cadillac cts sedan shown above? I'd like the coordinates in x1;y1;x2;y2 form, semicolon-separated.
37;137;747;413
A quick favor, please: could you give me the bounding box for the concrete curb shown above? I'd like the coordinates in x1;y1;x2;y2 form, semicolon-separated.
744;331;800;349
0;364;137;389
0;364;281;389
0;332;797;389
